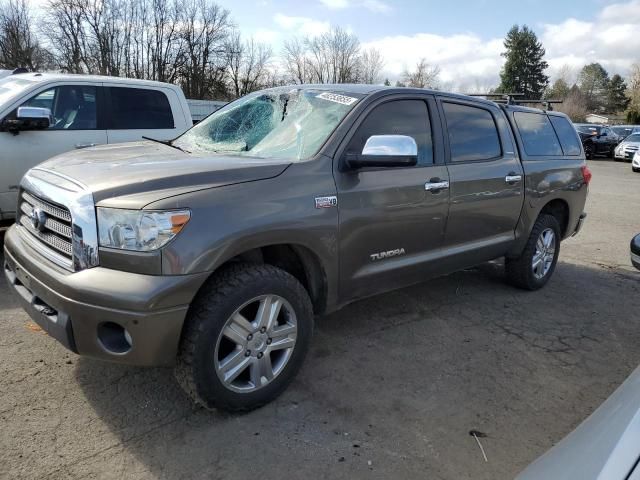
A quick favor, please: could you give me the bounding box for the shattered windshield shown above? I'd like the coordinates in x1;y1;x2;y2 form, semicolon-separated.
174;88;361;161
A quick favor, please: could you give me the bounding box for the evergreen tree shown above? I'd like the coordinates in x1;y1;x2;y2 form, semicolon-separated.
383;78;391;86
578;63;609;112
605;74;630;113
498;25;549;99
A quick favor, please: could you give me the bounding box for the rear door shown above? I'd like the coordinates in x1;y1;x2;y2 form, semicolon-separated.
335;94;450;301
438;98;524;262
105;86;182;144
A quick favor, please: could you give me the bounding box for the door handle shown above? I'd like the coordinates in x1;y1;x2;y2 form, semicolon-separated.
505;173;522;183
75;143;97;149
425;179;450;192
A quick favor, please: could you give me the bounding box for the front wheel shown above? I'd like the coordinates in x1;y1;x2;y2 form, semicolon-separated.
506;214;561;290
175;263;313;412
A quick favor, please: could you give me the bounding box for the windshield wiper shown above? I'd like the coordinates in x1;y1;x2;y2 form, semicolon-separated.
142;136;189;153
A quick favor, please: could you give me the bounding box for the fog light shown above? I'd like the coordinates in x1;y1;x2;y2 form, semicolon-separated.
97;322;132;354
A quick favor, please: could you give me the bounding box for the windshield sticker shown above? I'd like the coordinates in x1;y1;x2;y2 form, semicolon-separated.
316;92;358;106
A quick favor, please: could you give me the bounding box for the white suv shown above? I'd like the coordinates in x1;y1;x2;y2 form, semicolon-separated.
0;73;192;222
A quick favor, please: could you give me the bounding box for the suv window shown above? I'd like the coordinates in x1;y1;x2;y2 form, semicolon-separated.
549;116;581;155
514;112;563;156
442;102;501;162
109;87;173;129
346;99;433;165
21;85;97;130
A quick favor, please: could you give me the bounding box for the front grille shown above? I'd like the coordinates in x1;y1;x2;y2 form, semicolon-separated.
18;190;74;264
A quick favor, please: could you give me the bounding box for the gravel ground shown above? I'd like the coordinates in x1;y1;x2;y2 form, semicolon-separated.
1;160;639;480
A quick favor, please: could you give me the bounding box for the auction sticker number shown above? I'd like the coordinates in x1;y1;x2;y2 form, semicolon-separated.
316;92;358;105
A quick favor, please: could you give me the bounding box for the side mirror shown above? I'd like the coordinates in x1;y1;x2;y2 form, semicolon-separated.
17;106;51;130
3;106;52;133
346;135;418;169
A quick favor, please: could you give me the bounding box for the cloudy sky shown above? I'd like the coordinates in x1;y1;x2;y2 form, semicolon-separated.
216;0;640;91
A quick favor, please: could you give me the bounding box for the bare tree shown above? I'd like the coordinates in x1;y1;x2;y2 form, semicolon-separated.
556;84;588;122
81;0;128;75
282;27;370;85
306;26;360;83
357;47;383;84
282;37;310;84
225;32;272;98
402;58;440;89
179;0;230;99
0;0;52;70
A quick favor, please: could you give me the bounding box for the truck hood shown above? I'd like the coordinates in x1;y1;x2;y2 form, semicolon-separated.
37;141;291;207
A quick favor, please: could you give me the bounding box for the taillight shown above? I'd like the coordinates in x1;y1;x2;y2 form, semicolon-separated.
581;165;592;185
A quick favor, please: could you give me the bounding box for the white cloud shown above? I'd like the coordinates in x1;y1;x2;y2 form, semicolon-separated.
362;0;640;91
363;33;504;91
273;13;331;37
540;1;640;81
319;0;391;13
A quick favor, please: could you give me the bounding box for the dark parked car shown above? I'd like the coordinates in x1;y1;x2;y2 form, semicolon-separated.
632;234;640;270
611;125;639;139
575;124;623;159
4;85;590;411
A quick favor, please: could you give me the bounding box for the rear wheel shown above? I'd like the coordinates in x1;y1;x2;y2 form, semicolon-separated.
175;263;313;412
584;143;594;160
506;214;561;290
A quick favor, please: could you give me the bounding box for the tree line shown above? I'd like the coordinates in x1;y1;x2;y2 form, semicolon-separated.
0;0;390;100
495;24;639;123
0;0;638;122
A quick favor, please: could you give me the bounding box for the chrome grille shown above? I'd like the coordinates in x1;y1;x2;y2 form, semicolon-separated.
18;190;74;266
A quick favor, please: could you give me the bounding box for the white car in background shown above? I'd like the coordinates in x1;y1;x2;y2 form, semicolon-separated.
0;73;193;222
615;133;640;162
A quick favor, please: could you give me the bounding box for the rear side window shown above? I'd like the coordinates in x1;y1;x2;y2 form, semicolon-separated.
514;112;562;156
442;102;501;162
549;116;581;155
346;99;433;165
108;87;174;129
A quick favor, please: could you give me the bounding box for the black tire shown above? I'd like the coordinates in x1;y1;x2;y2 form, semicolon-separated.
175;263;313;412
584;143;594;160
505;214;561;290
633;167;640;173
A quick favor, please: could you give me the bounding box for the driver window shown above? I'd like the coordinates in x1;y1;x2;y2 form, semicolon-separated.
21;85;97;130
346;100;433;165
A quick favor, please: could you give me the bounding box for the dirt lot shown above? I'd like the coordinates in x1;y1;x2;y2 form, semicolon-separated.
1;160;639;480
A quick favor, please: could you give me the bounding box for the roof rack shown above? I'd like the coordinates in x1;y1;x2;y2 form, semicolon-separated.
465;93;563;111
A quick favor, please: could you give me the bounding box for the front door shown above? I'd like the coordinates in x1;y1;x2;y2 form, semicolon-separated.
438;98;524;265
0;84;107;219
335;96;450;302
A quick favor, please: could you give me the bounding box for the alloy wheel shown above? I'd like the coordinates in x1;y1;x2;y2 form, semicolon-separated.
214;295;298;393
532;228;556;280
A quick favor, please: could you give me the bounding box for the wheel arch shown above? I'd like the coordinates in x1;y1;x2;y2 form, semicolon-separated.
539;198;570;238
196;242;330;316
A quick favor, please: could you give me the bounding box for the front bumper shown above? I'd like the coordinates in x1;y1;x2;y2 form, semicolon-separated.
3;226;209;366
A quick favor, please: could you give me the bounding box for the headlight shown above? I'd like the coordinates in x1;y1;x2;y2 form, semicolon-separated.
97;208;190;251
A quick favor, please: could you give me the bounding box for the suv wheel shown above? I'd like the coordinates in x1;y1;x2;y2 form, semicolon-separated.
505;214;561;290
175;263;313;412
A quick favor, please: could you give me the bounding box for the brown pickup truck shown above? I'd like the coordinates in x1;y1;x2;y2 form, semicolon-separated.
4;85;589;411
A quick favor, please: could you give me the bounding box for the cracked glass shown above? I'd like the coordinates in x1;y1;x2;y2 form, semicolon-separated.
174;88;361;161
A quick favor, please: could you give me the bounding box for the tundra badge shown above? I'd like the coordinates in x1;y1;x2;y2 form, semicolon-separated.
370;248;406;261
